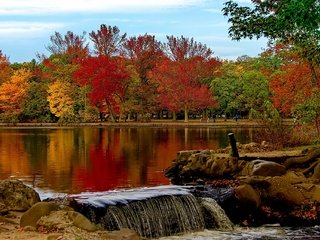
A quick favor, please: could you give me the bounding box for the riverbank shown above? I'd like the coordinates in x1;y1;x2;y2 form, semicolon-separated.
0;119;294;128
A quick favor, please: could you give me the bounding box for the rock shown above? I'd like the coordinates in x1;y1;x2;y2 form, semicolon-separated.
241;160;286;177
20;202;60;227
67;211;97;232
23;225;37;231
310;185;320;201
0;202;8;214
283;171;306;184
177;150;200;160
47;234;64;240
37;210;97;232
0;179;40;211
235;184;261;209
37;210;73;231
106;228;141;240
263;176;306;205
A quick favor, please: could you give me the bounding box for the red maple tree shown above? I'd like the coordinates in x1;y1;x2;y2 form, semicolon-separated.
151;57;219;121
74;55;129;121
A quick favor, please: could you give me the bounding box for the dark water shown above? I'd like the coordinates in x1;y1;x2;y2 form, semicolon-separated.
0;127;257;193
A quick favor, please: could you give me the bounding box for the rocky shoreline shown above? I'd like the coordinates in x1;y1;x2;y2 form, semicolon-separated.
165;142;320;227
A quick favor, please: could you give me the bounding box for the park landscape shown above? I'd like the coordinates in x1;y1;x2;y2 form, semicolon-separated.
1;0;320;239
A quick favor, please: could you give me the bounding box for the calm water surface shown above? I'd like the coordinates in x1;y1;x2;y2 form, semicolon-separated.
0;127;258;194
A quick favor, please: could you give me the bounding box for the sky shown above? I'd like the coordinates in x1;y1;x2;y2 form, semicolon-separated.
0;0;268;63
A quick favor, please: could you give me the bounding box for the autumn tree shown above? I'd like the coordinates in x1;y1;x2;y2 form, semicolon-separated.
46;31;89;64
122;34;165;119
11;59;45;83
151;57;219;122
0;68;31;120
150;36;220;121
47;80;79;121
43;31;90;122
166;35;213;61
0;50;12;84
74;55;129;122
89;24;127;56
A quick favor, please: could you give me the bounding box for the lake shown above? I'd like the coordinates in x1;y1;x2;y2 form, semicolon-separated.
0;126;258;194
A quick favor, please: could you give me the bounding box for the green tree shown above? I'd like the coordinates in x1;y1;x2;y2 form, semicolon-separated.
212;62;246;117
22;81;53;122
295;90;320;137
212;59;270;118
223;0;320;85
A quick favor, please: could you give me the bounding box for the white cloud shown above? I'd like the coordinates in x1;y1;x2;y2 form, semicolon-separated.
0;0;205;15
0;22;64;36
204;8;222;13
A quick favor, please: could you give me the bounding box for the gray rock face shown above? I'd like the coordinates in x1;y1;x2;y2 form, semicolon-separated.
0;179;40;211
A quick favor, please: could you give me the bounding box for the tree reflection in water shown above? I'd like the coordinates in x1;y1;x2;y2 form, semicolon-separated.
0;127;258;193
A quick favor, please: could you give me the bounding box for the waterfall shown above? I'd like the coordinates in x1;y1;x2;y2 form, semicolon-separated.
200;197;234;231
101;195;205;238
70;185;234;238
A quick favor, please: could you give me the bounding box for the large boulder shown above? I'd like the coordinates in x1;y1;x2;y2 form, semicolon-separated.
165;150;238;183
241;160;286;177
37;211;141;240
263;176;306;205
235;184;261;209
20;202;60;227
67;211;97;232
0;179;40;211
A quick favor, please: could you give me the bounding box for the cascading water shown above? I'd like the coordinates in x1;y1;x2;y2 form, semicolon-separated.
70;185;234;238
199;197;233;231
101;195;205;238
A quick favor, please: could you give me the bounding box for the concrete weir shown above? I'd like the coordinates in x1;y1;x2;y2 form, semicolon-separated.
69;185;233;238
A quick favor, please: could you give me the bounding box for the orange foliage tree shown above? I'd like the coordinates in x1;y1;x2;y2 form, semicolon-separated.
0;50;12;84
0;68;31;117
270;61;320;116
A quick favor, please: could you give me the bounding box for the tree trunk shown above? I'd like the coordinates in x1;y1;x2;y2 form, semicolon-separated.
309;60;319;87
172;111;177;121
105;99;116;123
184;106;189;122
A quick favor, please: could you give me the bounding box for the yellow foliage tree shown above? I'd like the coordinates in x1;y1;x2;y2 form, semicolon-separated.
0;68;31;113
47;80;76;118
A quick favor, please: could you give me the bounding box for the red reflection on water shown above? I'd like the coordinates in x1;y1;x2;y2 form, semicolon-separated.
74;145;128;192
73;129;129;192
